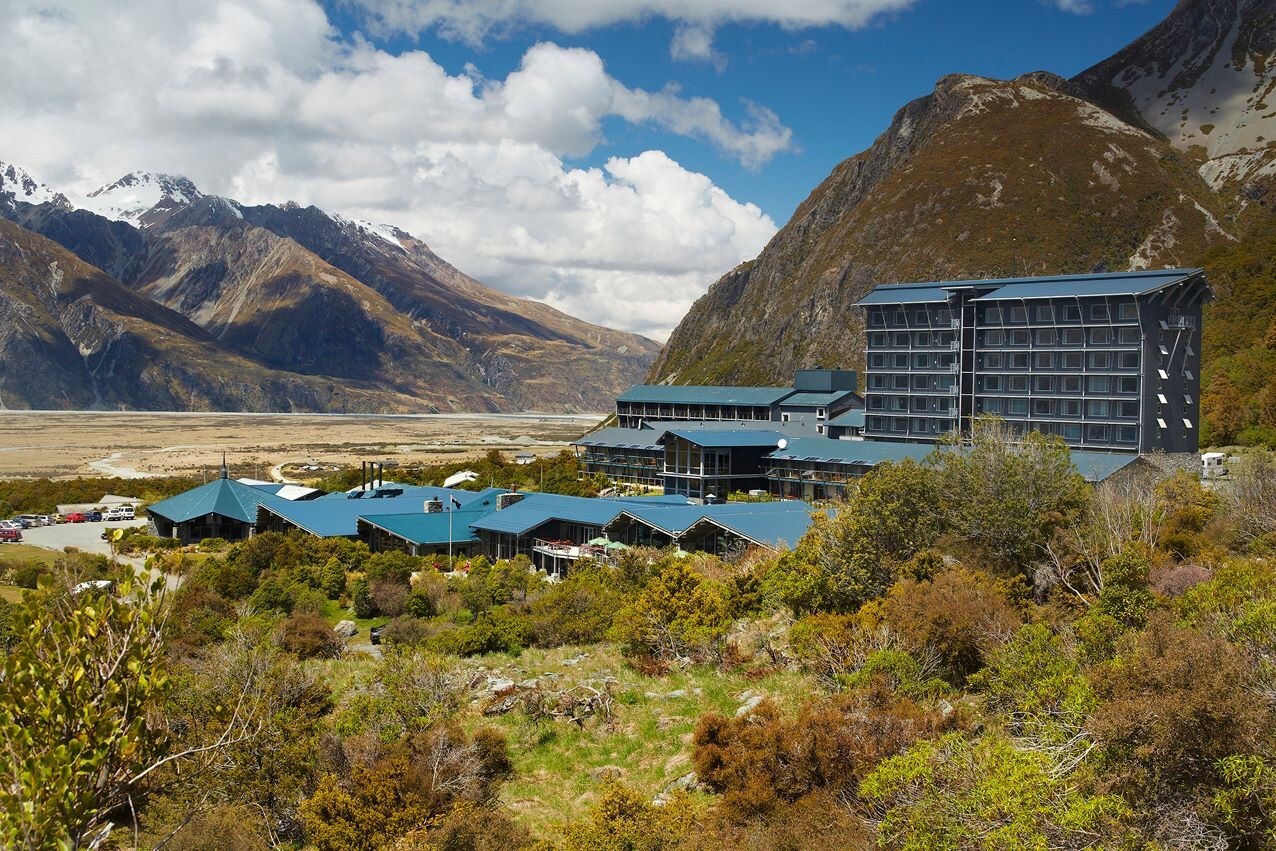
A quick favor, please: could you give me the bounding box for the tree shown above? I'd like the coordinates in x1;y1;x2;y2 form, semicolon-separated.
931;417;1088;575
613;560;732;661
1203;375;1249;445
765;459;941;616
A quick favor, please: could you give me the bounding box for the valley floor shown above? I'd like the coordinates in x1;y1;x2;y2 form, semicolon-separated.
0;411;600;479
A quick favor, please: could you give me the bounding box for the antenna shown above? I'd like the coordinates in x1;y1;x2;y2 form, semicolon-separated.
777;438;788;450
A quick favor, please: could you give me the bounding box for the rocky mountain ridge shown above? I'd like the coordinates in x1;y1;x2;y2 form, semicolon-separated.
0;165;660;412
649;0;1273;391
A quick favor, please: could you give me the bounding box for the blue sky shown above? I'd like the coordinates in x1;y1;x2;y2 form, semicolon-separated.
3;0;1177;339
325;0;1176;223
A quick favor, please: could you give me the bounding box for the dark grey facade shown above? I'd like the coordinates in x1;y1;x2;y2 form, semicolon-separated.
858;269;1210;453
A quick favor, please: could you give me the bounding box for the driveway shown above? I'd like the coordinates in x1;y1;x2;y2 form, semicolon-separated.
20;519;148;558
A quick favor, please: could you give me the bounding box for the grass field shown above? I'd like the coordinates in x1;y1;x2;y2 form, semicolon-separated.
0;585;24;603
0;544;61;565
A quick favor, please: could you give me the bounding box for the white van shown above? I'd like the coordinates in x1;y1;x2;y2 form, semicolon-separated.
103;505;136;521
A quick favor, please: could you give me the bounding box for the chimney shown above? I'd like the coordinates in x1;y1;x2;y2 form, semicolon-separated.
220;452;228;480
424;498;443;513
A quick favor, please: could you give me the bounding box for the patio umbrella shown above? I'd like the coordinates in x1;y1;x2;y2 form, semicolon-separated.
603;540;629;550
587;536;610;546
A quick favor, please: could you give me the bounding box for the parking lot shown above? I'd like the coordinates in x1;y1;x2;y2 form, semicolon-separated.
16;519;148;559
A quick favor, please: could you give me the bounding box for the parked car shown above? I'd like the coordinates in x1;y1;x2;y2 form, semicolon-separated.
51;514;68;524
370;626;384;646
0;520;21;531
87;511;103;522
17;514;51;526
0;528;23;543
66;513;87;523
103;506;135;521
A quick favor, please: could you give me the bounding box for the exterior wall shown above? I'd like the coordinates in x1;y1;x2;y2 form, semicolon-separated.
661;436;769;499
863;302;960;441
617;400;773;429
576;445;663;486
860;279;1206;453
766;459;868;501
162;514;254;545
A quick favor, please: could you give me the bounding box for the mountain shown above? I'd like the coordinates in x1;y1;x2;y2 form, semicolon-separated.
0;218;419;412
649;0;1276;439
1;167;659;412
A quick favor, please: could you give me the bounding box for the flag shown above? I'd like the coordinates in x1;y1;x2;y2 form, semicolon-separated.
450;495;462;509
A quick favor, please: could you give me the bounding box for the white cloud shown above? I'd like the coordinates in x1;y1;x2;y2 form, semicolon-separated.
670;25;726;71
1049;0;1094;13
0;0;784;340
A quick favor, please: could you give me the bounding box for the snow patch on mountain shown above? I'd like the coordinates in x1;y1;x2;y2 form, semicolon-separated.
0;161;67;208
80;172;203;226
353;219;406;251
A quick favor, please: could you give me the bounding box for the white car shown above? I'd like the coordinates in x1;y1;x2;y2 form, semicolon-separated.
103;507;136;521
0;520;23;531
13;514;50;527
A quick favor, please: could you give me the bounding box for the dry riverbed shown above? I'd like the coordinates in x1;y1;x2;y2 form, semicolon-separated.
0;411;601;480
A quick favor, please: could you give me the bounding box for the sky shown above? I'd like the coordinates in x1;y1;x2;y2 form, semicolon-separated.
0;0;1175;341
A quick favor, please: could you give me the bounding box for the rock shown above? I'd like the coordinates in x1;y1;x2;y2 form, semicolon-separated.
654;771;698;806
738;689;755;702
735;695;764;718
644;691;659;700
666;689;686;699
488;677;516;693
332;620;358;638
590;765;625;782
939;699;955;720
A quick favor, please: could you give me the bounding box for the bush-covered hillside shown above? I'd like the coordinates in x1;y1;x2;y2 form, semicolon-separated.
4;424;1276;849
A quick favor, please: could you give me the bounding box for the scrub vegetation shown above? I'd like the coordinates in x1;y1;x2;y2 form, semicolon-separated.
4;424;1276;849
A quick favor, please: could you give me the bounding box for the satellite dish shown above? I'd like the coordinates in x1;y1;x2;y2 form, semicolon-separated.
777;438;788;450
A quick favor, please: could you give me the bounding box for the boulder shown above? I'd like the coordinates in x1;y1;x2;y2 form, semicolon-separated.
333;620;358;638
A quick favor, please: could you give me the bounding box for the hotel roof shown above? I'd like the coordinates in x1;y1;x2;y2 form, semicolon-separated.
779;389;860;407
357;508;492;546
147;477;289;525
605;500;818;551
259;485;506;537
617;385;795;406
659;428;788;448
469;492;694;536
857;269;1205;306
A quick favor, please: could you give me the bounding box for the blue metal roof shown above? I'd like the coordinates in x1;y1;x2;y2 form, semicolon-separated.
260;485;504;537
768;438;936;466
972;269;1203;301
604;501;817;550
690;507;820;551
358;508;491;546
1068;451;1144;482
827;410;866;428
147;477;289;525
574;427;663;450
470;493;632;536
660;428;787;448
617;385;795;406
857;285;952;306
779;390;860;408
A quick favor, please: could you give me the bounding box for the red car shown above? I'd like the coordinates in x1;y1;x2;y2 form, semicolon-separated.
0;528;22;543
66;512;87;523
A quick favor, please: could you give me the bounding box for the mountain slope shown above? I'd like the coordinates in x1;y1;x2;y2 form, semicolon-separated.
649;70;1231;385
2;167;659;412
0;219;421;412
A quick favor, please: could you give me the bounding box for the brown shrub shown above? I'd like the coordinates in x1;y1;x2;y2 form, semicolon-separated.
683;789;873;851
278;612;342;659
692;690;948;822
877;566;1022;680
370;577;410;617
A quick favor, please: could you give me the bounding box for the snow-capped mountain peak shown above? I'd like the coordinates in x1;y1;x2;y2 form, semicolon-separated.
81;171;204;227
0;161;69;209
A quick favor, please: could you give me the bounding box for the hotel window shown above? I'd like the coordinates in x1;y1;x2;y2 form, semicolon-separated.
890;397;907;411
913;353;930;368
1035;305;1053;322
1119;401;1139;418
1118;303;1138;320
1086;424;1109;442
892;418;908;431
1008;399;1029;415
1062;305;1081;321
1034;352;1054;369
1009;376;1029;392
1010;352;1030;369
1062;352;1083;369
1033;399;1054;416
1118;351;1139;369
869;375;887;389
1061;376;1082;393
914;331;932;346
869;332;887;347
1086;400;1110;417
936;309;951;323
982;375;1002;391
1118;327;1140;344
1060;399;1082;417
1088;376;1110;393
980;398;1003;413
1089;352;1110;369
894;353;909;368
913;375;931;389
1062;328;1084;345
893;332;910;346
868;311;885;327
1118;376;1138;393
869;416;884;430
1118;426;1138;442
912;397;928;412
915;310;927;324
869;396;885;409
981;352;1003;369
1033;376;1055;392
1090;327;1112;345
1010;330;1030;346
893;375;909;389
1090;304;1109;321
869;354;887;368
1036;329;1058;345
893;310;906;325
1009;306;1028;323
1063;424;1082;440
983;306;1003;324
983;329;1005;345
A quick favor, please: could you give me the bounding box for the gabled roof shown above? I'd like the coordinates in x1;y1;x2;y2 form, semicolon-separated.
574;427;664;450
827;410;866;428
659;428;787;448
857;269;1206;306
617;385;795;406
779;390;860;408
1068;451;1147;482
604;501;817;551
469;492;695;536
147;477;289;525
260;485;506;537
357;508;492;546
686;508;822;551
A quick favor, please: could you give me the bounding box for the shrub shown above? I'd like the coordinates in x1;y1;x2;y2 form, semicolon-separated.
612;561;732;661
249;578;295;615
369;578;409;618
278;612;342;659
878;566;1022;681
527;563;625;646
351;579;375;619
381;616;435;647
198;537;228;553
429;607;531;657
11;562;50;589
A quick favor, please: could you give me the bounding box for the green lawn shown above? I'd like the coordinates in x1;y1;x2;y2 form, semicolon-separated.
0;544;61;566
0;585;25;603
319;597;387;642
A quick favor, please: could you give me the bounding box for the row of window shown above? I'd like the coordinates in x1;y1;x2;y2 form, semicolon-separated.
867;331;959;348
979;350;1140;370
976;374;1140;394
868;374;957;391
978;398;1139;418
869;352;958;370
979;326;1141;347
869;396;954;413
980;302;1139;325
866;307;953;327
865;416;954;434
